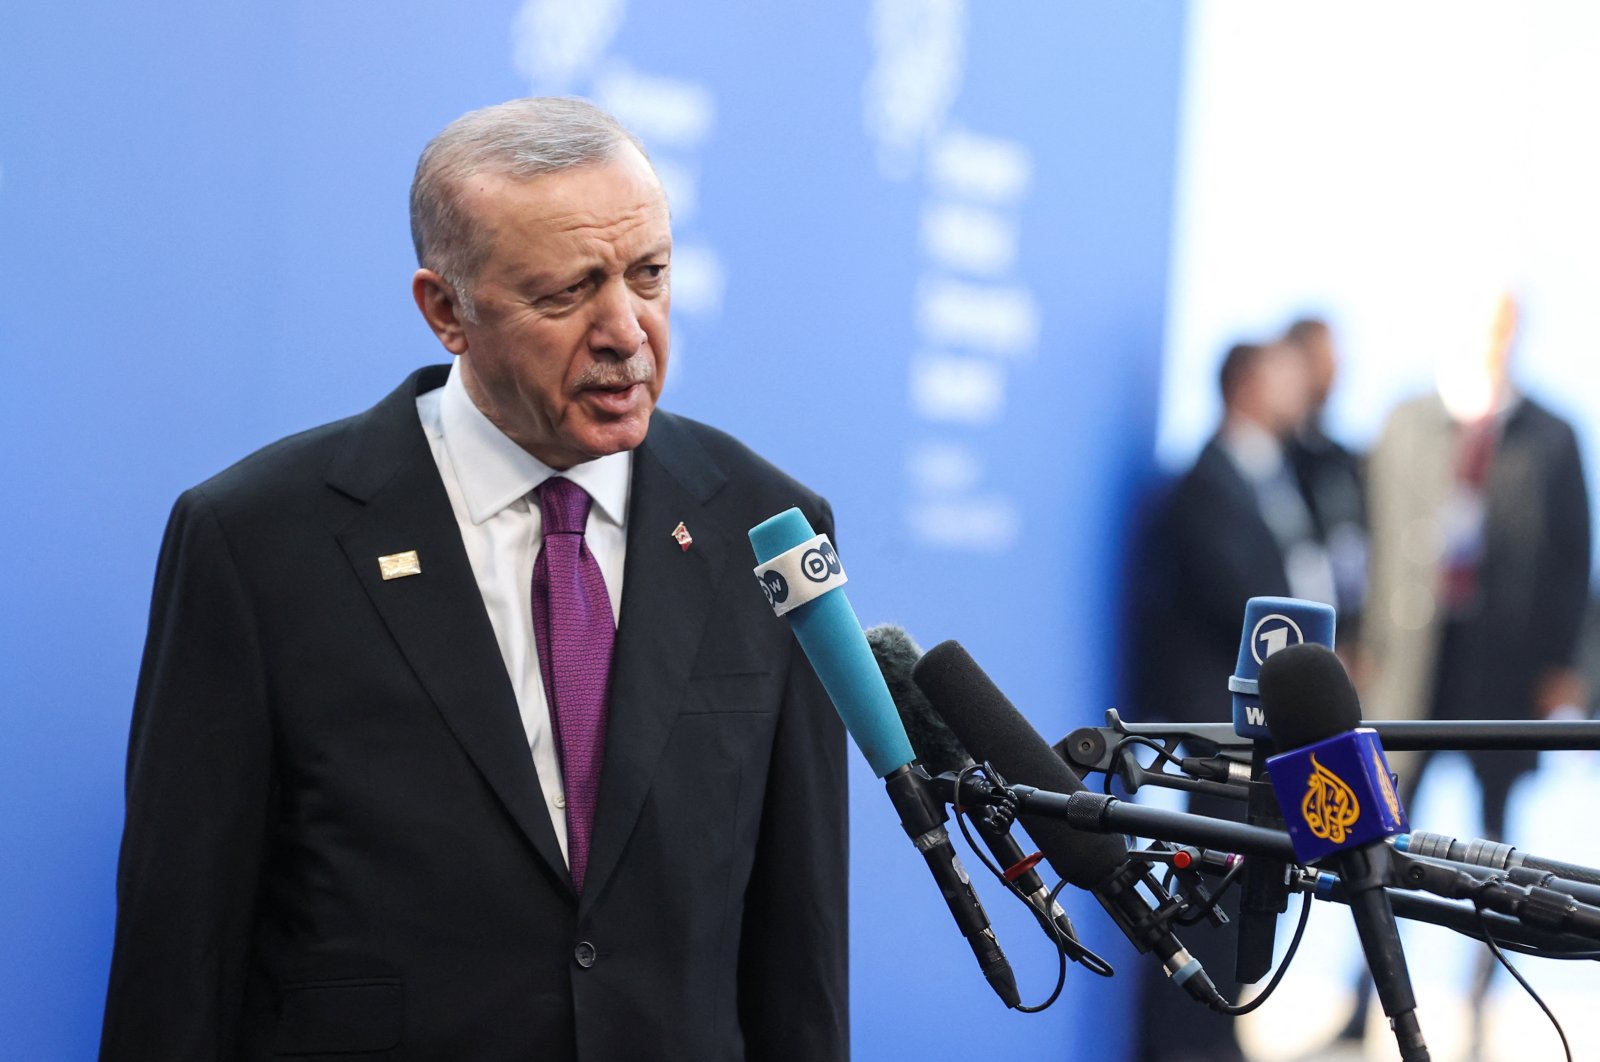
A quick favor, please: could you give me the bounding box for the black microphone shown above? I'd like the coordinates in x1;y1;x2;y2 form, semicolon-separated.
866;624;1089;957
912;640;1229;1011
1258;644;1429;1062
1395;831;1600;887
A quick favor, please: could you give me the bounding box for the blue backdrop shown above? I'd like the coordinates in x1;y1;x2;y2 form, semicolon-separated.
0;3;1184;1058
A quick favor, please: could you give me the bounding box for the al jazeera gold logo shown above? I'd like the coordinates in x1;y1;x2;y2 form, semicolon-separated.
1301;754;1361;843
1372;746;1402;823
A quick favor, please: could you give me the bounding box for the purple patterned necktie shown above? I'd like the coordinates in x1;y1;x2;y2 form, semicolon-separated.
531;476;615;894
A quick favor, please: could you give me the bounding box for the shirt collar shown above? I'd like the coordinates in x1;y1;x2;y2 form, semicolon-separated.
438;359;632;527
1217;417;1287;484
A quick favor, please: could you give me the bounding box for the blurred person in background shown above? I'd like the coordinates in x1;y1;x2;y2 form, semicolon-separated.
1359;290;1591;1057
1139;340;1336;723
1283;317;1368;658
1128;339;1334;1062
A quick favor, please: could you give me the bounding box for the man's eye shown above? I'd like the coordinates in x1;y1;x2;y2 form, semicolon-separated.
539;280;588;306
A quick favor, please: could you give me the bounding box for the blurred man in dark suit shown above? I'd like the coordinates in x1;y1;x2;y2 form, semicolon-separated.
100;97;849;1062
1363;291;1590;1056
1128;339;1334;1062
1141;340;1334;726
1284;317;1368;652
1366;292;1590;836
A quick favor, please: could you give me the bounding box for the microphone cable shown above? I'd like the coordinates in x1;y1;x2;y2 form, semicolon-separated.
944;760;1324;1016
1209;889;1313;1017
944;762;1112;1013
1123;816;1317;1016
1470;890;1573;1061
939;762;1129;1011
1090;732;1318;1016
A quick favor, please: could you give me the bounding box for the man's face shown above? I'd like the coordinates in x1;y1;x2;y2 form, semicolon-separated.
1301;328;1336;410
419;145;672;469
1246;343;1313;437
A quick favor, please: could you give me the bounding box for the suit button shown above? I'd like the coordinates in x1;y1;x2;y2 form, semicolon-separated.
574;941;597;968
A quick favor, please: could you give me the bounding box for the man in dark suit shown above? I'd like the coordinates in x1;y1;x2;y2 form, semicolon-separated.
1353;293;1590;1055
100;97;849;1061
1139;340;1332;726
1366;294;1591;833
1283;317;1368;650
1127;339;1332;1062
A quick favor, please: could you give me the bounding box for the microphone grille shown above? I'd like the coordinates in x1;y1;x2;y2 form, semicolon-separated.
1257;643;1362;750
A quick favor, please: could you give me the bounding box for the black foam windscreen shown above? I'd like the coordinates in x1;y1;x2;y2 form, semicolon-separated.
865;624;972;773
912;639;1130;890
1257;643;1363;751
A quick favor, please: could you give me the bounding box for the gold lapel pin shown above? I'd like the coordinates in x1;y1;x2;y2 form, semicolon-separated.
378;550;422;580
670;522;693;552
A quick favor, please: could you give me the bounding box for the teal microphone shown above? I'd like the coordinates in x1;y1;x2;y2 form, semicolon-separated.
748;507;915;776
750;507;1019;1008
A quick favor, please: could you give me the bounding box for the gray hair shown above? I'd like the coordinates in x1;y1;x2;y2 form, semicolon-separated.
409;97;646;321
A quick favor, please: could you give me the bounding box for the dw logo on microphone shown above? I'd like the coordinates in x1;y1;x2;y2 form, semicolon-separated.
752;532;848;617
801;542;844;582
760;570;790;608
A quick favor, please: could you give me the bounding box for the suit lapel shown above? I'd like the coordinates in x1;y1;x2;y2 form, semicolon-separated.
581;412;727;912
327;367;573;898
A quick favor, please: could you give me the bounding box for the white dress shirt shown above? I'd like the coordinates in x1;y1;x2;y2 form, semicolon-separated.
1219;418;1338;607
416;360;632;866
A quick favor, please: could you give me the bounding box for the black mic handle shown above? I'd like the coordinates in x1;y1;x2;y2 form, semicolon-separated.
963;806;1095;961
1234;742;1290;984
1092;857;1228;1011
1078;714;1600;757
1504;866;1600;910
1337;843;1430;1061
970;811;1057;916
1390;851;1600;943
882;766;1021;1008
1310;869;1600;954
1400;830;1600;887
1016;787;1299;861
1503;883;1600;939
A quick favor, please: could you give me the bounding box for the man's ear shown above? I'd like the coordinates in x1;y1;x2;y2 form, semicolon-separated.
412;269;470;354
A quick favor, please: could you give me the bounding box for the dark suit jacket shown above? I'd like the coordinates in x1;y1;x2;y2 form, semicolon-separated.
1133;438;1293;726
101;365;850;1061
1434;398;1590;782
1125;439;1286;1062
1287;422;1368;641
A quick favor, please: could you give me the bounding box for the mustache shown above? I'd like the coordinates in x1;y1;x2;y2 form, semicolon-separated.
575;358;654;390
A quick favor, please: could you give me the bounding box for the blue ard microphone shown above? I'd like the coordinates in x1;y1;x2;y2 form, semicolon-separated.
1229;596;1337;739
749;507;1020;1008
1260;644;1428;1062
1229;596;1336;983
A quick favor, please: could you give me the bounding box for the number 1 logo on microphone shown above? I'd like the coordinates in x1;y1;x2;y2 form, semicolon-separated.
1251;613;1306;665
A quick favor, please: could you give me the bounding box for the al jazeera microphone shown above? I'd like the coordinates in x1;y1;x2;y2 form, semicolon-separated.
1260;643;1428;1062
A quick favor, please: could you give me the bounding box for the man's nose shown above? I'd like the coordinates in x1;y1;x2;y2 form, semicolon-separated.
587;281;647;359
